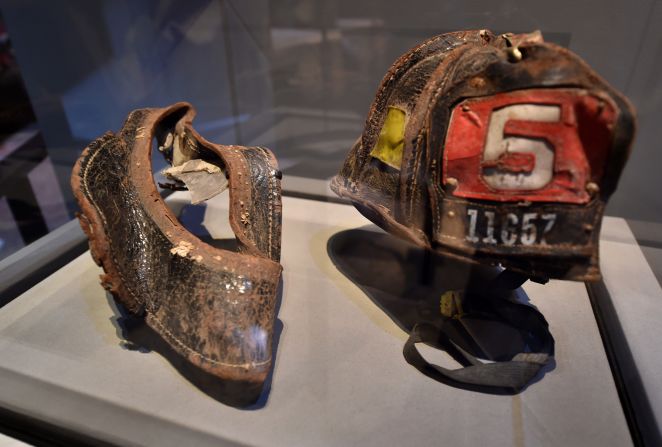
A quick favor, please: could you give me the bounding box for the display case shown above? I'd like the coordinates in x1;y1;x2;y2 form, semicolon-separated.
0;1;661;446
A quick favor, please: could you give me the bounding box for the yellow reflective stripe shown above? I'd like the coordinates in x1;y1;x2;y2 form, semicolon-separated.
369;106;407;170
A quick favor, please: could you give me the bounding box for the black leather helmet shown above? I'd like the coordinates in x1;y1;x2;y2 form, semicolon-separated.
332;30;636;280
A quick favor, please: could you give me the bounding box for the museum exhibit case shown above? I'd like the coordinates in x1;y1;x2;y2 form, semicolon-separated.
0;1;661;446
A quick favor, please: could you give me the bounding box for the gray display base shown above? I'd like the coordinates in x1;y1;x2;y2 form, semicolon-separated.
600;216;662;439
0;194;632;446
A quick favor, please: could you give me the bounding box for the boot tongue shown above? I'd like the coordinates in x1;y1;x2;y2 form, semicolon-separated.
159;123;229;205
162;159;228;205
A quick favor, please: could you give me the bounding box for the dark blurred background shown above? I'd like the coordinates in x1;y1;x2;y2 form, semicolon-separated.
0;0;660;267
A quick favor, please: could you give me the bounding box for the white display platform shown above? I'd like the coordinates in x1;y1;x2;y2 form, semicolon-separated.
600;217;662;437
0;194;632;446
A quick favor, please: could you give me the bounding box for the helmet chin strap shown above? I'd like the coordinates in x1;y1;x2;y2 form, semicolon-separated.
403;269;554;395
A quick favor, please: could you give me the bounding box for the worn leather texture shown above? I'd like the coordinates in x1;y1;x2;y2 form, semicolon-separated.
71;103;283;387
332;30;636;281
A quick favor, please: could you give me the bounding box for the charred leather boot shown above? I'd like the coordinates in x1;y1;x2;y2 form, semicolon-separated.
71;103;282;396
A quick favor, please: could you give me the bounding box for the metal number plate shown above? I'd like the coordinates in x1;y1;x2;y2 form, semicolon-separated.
465;208;557;246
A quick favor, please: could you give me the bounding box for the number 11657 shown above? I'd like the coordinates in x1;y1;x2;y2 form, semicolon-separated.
465;209;557;246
